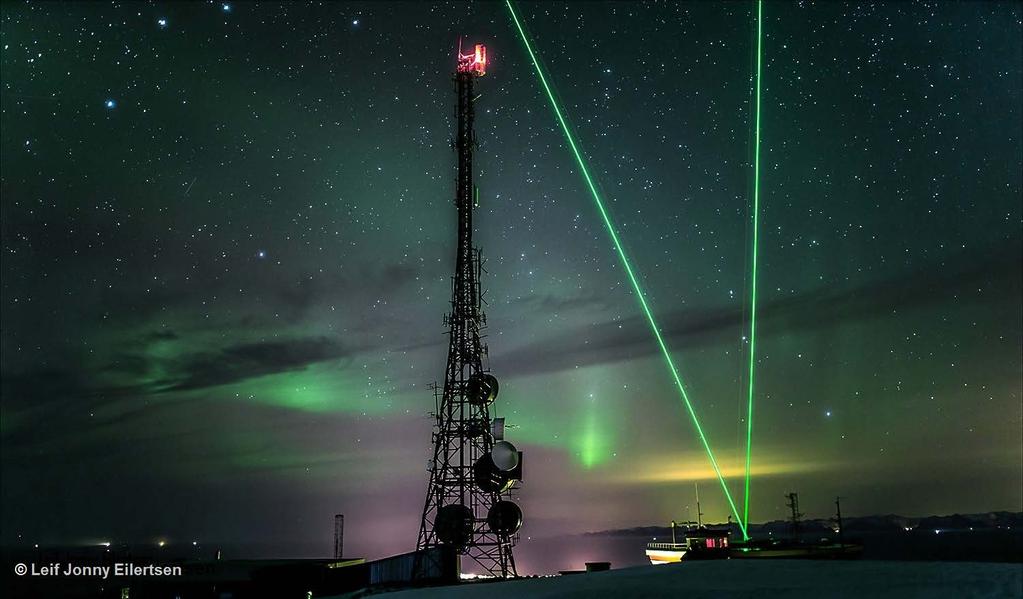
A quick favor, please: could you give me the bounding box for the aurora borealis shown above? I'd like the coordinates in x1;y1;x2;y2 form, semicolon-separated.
2;0;1021;575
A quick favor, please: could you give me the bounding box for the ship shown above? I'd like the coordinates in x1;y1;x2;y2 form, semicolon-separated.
729;492;863;559
645;521;732;564
646;492;864;563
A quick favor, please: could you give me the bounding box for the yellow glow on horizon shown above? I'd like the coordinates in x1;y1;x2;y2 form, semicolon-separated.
617;455;826;485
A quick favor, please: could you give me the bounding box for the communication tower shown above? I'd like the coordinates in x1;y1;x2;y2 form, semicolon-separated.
414;41;522;578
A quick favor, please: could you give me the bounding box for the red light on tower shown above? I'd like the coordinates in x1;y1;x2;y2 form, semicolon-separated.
458;42;487;76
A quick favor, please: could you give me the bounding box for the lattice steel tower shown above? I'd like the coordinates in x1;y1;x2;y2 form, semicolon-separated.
415;41;522;578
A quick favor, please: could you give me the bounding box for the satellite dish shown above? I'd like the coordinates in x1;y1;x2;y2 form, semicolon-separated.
491;441;519;471
434;504;474;548
473;455;514;493
465;373;499;405
487;500;523;536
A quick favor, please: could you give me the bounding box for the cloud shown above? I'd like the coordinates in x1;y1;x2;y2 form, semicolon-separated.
510;291;610;314
157;336;356;392
496;239;1022;376
55;262;424;331
0;335;358;444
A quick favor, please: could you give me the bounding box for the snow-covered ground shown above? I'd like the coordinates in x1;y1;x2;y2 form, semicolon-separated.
383;560;1022;598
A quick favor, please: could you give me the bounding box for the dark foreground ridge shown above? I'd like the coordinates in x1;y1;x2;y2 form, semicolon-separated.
380;560;1022;599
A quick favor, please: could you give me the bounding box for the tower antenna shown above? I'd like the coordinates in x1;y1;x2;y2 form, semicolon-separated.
695;482;703;529
414;40;521;579
785;492;803;541
834;496;845;548
334;514;344;560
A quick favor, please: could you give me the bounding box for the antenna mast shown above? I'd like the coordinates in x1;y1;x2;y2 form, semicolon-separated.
695;483;703;529
785;492;803;540
834;496;844;548
414;41;522;579
334;514;344;560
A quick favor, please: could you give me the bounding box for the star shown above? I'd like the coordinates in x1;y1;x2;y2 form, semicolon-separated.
104;99;116;109
157;18;168;28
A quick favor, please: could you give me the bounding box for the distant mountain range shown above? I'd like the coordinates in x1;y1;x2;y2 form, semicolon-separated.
586;511;1023;538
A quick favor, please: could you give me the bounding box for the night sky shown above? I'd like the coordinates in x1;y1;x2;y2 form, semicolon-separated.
2;0;1021;574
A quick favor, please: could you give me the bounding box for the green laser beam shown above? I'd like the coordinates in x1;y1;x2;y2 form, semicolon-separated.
742;0;764;538
505;0;747;538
